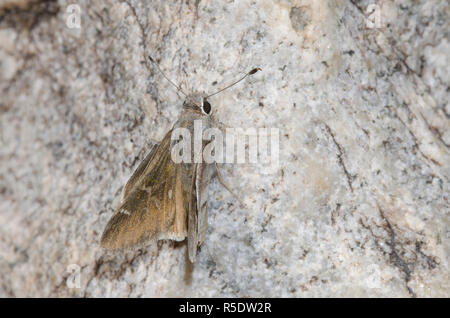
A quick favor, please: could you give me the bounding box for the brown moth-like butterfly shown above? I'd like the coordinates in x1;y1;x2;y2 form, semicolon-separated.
100;56;260;262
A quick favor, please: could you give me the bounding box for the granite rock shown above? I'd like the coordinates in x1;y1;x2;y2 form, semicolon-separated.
0;0;448;297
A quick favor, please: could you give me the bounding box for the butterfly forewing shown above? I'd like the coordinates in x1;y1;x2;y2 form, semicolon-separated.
100;130;190;249
121;143;157;201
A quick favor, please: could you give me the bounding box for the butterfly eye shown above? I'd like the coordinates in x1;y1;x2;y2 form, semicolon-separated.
202;99;211;114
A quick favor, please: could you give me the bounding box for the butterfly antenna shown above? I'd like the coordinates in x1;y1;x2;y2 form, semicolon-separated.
206;68;261;98
148;56;187;97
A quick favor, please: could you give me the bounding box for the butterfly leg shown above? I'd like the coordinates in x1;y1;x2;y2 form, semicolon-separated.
214;163;246;208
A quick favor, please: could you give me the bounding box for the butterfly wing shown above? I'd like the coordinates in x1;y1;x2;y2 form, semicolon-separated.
121;143;157;201
100;129;189;249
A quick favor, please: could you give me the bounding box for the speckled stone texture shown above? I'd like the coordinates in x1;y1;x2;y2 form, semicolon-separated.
0;0;448;297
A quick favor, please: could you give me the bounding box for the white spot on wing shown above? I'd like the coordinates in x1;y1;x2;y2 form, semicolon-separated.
119;208;130;215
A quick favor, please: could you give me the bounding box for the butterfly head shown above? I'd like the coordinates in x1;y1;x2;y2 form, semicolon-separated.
148;56;260;118
183;92;212;116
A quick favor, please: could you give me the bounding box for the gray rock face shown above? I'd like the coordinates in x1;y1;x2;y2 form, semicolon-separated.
0;0;448;297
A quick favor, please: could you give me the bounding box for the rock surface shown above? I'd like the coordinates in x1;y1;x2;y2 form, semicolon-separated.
0;0;448;297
